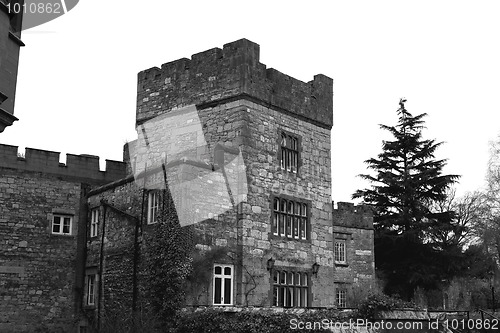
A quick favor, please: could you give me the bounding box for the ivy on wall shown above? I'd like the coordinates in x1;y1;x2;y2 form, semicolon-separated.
142;189;194;322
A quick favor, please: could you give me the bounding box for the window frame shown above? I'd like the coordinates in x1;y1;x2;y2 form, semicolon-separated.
84;267;98;308
86;273;97;306
51;214;73;235
212;264;234;306
271;269;310;308
334;239;347;264
147;190;160;224
90;208;99;238
278;130;301;174
271;195;310;241
336;285;347;308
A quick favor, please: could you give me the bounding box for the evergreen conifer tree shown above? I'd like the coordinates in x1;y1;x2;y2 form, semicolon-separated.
353;99;459;298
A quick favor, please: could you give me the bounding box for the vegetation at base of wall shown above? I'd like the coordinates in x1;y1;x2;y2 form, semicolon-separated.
186;246;230;304
172;308;354;333
142;188;194;323
96;306;165;333
357;293;418;320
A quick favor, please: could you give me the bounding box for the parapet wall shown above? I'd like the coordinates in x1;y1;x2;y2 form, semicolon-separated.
0;144;126;184
332;202;373;229
137;38;333;129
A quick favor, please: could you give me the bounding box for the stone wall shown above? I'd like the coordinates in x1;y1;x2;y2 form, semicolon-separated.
136;38;333;129
333;202;375;305
83;178;141;327
0;168;83;332
0;146;126;332
0;144;126;183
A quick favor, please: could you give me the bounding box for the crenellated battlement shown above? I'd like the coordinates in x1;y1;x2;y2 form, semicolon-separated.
0;144;126;184
137;38;333;129
332;201;374;229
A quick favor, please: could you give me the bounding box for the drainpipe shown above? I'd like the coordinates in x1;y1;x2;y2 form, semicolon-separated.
75;184;90;316
97;202;107;331
133;188;145;312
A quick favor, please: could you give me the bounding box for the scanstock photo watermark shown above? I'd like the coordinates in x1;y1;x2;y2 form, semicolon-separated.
129;104;248;227
289;318;499;331
6;0;79;32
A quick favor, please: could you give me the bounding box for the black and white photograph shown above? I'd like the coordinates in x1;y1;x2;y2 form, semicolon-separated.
0;1;499;332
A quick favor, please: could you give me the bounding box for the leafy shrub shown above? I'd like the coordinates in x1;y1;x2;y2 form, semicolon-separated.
357;293;417;320
172;307;355;333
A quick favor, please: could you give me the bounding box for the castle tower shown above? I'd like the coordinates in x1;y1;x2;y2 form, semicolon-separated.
81;40;373;324
134;38;335;307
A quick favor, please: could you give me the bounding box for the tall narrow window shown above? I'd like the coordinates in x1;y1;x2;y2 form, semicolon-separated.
90;208;99;238
52;215;73;235
272;197;309;240
334;240;346;264
213;264;233;305
273;198;279;236
273;270;309;307
336;287;347;308
147;191;159;224
86;274;96;306
279;132;299;173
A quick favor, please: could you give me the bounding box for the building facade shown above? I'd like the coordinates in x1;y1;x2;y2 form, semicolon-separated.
0;145;126;332
79;39;375;329
0;39;374;332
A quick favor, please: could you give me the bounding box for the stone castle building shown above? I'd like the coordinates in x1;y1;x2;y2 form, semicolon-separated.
0;0;24;132
0;39;374;332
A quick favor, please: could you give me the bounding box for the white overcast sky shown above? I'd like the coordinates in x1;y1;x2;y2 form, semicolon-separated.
2;0;500;204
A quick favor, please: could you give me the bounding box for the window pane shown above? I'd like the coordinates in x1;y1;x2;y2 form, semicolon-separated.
288;272;294;285
281;150;286;169
297;287;302;307
300;219;306;239
273;271;279;284
87;275;95;305
214;266;221;275
302;273;308;286
273;286;278;306
63;218;71;234
302;204;307;216
301;288;308;307
280;271;286;285
214;277;221;304
279;215;285;236
281;199;286;212
224;278;231;304
295;273;301;286
288;201;293;214
281;134;286;147
224;267;231;276
279;287;285;307
286;216;292;237
274;198;279;211
293;217;298;238
273;214;278;235
53;220;60;233
286;288;293;307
